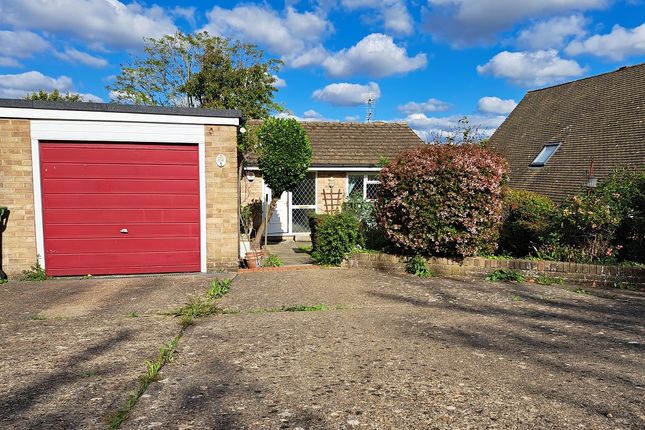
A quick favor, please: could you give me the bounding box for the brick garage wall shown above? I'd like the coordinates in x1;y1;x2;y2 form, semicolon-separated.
0;119;37;277
205;125;240;269
345;252;645;286
317;171;346;214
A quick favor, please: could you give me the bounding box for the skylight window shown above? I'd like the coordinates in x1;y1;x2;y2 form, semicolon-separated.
530;143;560;167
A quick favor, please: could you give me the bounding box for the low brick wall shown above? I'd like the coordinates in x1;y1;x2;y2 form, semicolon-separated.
345;252;645;286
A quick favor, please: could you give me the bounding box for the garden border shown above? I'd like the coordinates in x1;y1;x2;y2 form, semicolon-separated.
344;252;645;286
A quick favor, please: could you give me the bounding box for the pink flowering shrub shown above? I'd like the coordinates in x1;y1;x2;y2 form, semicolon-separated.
376;145;508;258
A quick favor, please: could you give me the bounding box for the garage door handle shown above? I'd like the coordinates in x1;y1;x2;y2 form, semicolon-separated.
120;228;128;234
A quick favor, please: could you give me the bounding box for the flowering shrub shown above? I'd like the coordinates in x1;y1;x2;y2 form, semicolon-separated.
499;189;557;257
376;145;508;258
541;168;645;263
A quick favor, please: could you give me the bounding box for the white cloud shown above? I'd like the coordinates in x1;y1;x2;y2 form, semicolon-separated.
322;33;427;77
398;98;450;114
345;115;361;121
477;49;586;86
54;48;108;68
405;112;507;142
285;46;330;68
275;110;337;122
565;22;645;60
0;70;72;98
272;75;287;88
478;96;517;114
172;6;196;27
203;5;331;59
312;82;380;106
424;0;607;45
0;0;177;50
341;0;414;36
516;15;588;50
0;30;50;58
0;57;21;67
0;70;103;102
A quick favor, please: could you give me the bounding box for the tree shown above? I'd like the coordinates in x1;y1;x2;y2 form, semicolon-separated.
24;90;84;102
108;31;282;118
254;118;312;245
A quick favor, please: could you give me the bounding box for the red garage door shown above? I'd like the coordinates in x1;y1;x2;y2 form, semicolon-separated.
40;142;201;276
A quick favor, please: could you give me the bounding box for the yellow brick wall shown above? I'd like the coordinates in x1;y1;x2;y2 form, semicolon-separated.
317;172;347;214
204;125;240;269
0;119;37;277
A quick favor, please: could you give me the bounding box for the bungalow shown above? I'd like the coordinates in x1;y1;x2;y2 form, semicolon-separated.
488;62;645;201
0;99;241;277
242;121;423;238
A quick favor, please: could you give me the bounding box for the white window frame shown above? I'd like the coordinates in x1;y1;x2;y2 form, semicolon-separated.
346;172;380;201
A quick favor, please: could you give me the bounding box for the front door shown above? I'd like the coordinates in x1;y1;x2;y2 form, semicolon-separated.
264;172;316;235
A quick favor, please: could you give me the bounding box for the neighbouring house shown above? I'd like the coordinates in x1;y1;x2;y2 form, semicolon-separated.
242;121;423;239
488;62;645;202
0;99;241;277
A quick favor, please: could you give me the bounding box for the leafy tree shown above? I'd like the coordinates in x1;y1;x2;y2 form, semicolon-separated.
254;118;312;244
24;90;84;102
108;31;282;118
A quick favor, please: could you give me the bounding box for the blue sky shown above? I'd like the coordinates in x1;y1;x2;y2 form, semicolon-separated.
0;0;644;139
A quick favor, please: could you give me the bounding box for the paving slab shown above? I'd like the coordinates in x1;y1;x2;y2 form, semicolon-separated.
0;273;231;429
124;269;645;430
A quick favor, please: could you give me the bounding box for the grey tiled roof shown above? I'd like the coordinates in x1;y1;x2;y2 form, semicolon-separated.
488;63;645;201
248;121;423;167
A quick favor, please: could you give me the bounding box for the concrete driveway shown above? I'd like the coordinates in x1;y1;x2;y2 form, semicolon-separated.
1;269;643;429
0;274;227;429
123;269;644;430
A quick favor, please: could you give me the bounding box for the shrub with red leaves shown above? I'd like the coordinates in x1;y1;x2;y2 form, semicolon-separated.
376;144;508;258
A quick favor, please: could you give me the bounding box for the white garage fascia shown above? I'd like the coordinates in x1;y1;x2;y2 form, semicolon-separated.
1;106;239;126
30;120;209;273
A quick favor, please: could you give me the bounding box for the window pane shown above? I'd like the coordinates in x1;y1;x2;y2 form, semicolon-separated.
366;183;379;200
292;209;315;233
367;174;379;182
348;175;364;198
531;144;560;166
292;173;316;205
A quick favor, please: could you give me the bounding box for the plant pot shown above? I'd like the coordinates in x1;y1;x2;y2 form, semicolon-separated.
245;250;264;268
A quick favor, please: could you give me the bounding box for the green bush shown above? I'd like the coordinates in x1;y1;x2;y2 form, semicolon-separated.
263;254;284;267
342;195;390;250
377;144;508;258
311;213;363;266
308;213;330;252
485;269;525;282
406;255;434;278
499;189;556;257
539;168;645;264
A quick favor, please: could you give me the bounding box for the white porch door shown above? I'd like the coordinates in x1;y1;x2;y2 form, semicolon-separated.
265;189;289;235
264;173;316;235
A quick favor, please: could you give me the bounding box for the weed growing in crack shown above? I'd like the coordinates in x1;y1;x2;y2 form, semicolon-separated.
20;259;47;281
127;312;139;318
108;334;180;429
574;288;589;295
